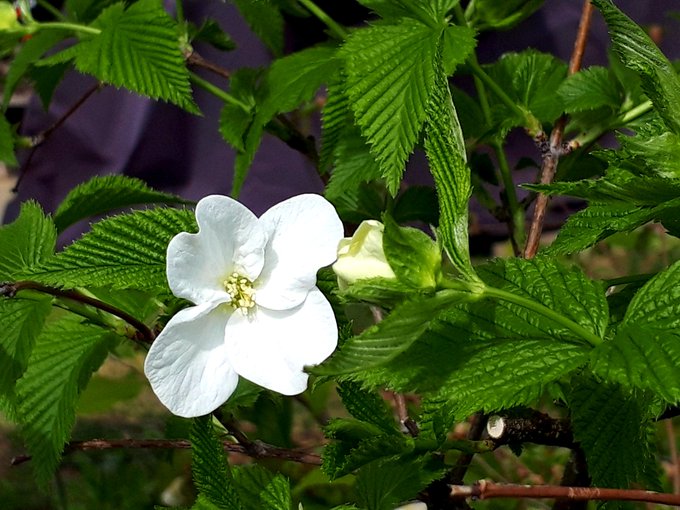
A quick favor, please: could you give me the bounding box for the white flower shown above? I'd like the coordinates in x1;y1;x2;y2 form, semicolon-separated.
332;219;396;289
144;194;344;418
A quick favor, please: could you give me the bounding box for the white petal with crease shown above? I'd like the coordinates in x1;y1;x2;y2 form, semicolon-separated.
255;194;344;310
224;287;337;394
144;302;238;418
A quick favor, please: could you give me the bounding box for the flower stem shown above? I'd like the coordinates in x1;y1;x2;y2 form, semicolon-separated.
33;21;101;36
573;100;653;147
297;0;348;39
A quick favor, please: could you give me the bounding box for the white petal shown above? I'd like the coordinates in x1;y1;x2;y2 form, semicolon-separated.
224;287;337;395
255;194;344;310
167;195;266;304
144;303;238;418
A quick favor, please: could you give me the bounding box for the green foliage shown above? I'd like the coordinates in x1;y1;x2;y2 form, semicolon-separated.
231;0;284;56
593;0;680;134
340;19;439;194
568;378;661;495
190;416;241;509
65;0;118;22
0;296;52;403
72;0;198;112
0;201;56;280
16;315;117;484
557;66;623;113
190;19;236;52
336;381;398;434
424;61;476;281
233;465;292;510
466;0;544;31
311;289;470;376
53;175;191;233
0;114;17;165
382;215;441;289
27;207;196;289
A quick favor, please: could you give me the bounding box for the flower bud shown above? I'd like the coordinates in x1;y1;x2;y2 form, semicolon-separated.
0;2;19;30
332;220;396;290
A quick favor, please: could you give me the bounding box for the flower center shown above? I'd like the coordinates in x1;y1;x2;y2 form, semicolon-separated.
224;272;256;315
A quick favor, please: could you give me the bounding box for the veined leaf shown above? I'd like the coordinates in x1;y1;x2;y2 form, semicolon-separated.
590;325;680;404
0;201;56;280
568;378;661;494
593;0;680;134
233;465;291;510
65;0;118;22
73;0;197;112
336;381;399;434
357;0;457;25
27;207;196;290
341;18;441;194
190;416;241;510
0;114;17;166
219;67;260;153
324;127;382;200
319;75;350;173
383;215;440;289
624;259;680;329
0;296;52;401
54;175;191;233
424;60;476;281
310;289;469;376
441;25;476;75
16;315;117;484
557;66;622;113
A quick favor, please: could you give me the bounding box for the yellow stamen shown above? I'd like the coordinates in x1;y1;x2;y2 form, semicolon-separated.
224;272;256;315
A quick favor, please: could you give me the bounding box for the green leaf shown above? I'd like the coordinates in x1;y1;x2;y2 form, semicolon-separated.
0;201;56;280
190;19;236;52
190;416;241;510
424;60;476;281
484;50;567;133
53;175;191;233
0;114;17;166
336;381;399;434
466;0;544;31
2;30;68;110
591;325;680;404
320;76;350;173
557;66;623;113
0;296;52;400
358;0;457;25
341;18;441;194
310;289;470;376
218;68;260;153
619;130;680;179
392;186;439;225
355;456;446;510
233;465;291;510
74;0;198;113
441;25;476;75
31;61;70;110
382;215;440;289
16;315;116;484
624;259;680;329
568;378;661;493
231;0;284;56
27;207;196;290
592;0;680;134
65;0;117;22
325;127;383;200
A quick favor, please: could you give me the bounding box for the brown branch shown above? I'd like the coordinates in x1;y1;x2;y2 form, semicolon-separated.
486;412;573;448
14;82;104;193
11;438;322;466
523;0;594;259
393;392;419;437
186;51;231;80
666;419;680;494
450;480;680;507
0;280;155;345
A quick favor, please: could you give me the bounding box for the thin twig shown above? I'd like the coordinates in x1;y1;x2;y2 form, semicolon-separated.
393;392;419;437
186;51;231;80
666;419;680;494
10;438;322;466
0;281;155;344
450;480;680;507
14;82;104;193
523;0;593;259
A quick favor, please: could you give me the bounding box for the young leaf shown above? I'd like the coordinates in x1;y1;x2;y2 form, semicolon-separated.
73;0;198;113
27;207;196;290
441;25;476;75
231;0;284;56
190;416;241;510
336;381;399;434
557;66;623;113
0;201;56;280
53;175;191;233
424;61;476;281
593;0;680;134
568;378;661;493
190;19;236;52
0;114;17;166
624;259;680;330
341;18;441;194
16;315;117;484
0;296;52;401
320;77;350;173
310;289;470;376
